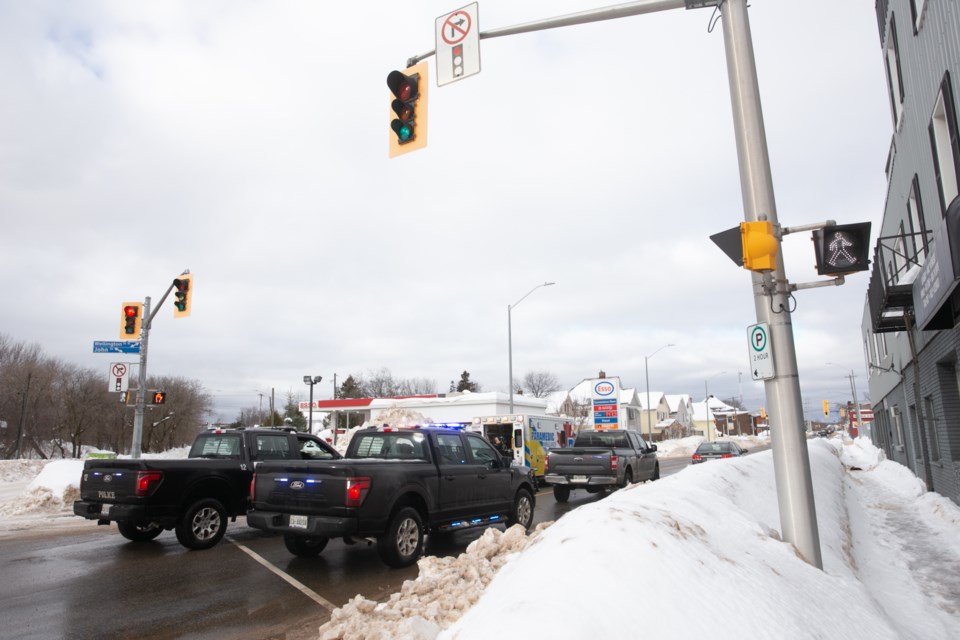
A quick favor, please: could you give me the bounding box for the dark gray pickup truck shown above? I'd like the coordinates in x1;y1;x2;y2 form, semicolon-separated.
544;429;659;502
247;425;537;567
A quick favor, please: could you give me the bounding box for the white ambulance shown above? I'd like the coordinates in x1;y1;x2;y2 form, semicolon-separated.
469;414;575;482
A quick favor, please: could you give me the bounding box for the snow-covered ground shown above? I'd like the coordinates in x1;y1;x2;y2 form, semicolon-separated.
2;437;959;639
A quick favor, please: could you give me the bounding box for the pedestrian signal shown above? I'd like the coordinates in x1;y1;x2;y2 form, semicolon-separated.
120;302;143;340
152;391;167;405
813;222;872;276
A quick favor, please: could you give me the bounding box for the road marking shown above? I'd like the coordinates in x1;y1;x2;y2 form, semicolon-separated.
230;540;336;611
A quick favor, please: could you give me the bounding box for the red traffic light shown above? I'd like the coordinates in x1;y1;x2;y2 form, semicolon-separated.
124;305;138;318
387;70;418;103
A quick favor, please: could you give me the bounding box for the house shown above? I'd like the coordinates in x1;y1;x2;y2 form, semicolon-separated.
691;396;737;442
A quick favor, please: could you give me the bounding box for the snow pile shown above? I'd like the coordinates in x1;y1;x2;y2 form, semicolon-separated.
0;459;47;484
318;523;549;640
0;459;83;517
653;435;702;457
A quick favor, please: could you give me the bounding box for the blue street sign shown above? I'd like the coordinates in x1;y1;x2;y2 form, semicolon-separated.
93;341;141;354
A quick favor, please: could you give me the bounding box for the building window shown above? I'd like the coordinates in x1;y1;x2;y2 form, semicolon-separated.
929;72;960;216
909;0;927;34
908;174;928;262
885;16;905;128
924;396;940;462
892;222;906;283
891;406;904;446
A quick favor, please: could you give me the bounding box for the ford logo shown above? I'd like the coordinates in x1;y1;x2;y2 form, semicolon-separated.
290;481;305;490
103;475;113;483
573;457;583;462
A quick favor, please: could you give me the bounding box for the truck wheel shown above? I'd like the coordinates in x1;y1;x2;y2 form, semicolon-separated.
553;485;570;503
175;498;227;550
507;488;534;530
117;520;163;542
377;507;424;568
623;468;634;488
283;533;329;557
652;463;660;481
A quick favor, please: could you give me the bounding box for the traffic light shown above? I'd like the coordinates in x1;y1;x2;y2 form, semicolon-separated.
740;221;779;272
387;61;428;158
120;302;143;340
172;275;192;318
813;222;872;276
151;391;167;405
822;400;830;417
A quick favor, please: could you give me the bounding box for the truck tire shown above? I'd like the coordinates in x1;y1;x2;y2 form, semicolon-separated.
377;507;424;568
652;463;660;481
175;498;227;550
117;520;163;542
553;485;570;503
283;533;329;557
507;488;534;530
622;468;634;488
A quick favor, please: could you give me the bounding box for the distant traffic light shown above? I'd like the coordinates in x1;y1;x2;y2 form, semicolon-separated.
740;221;779;272
151;391;166;405
387;61;428;158
173;275;192;318
813;222;872;276
822;400;829;417
120;302;143;340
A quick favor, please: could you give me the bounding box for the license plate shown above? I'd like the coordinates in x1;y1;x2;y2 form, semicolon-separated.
100;504;112;516
571;475;588;483
289;515;308;529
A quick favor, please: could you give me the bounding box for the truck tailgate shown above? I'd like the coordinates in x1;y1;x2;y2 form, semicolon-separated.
80;461;149;503
548;448;614;476
253;461;360;514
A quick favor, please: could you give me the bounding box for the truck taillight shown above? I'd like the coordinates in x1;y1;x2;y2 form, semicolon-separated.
345;477;371;508
250;473;257;500
610;454;618;470
135;471;163;497
721;453;733;459
544;456;549;471
692;454;702;462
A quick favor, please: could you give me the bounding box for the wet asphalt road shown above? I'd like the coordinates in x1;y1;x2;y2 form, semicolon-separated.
1;452;713;639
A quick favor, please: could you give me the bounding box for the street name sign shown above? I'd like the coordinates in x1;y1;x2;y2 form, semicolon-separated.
747;323;775;380
94;341;141;354
436;3;480;86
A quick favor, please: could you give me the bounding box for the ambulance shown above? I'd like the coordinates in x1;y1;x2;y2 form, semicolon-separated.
469;414;575;482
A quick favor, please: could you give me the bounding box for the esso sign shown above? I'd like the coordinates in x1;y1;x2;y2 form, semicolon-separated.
594;382;615;396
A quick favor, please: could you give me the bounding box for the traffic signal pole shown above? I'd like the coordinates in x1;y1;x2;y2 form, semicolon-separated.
398;0;822;568
131;296;151;459
719;0;822;568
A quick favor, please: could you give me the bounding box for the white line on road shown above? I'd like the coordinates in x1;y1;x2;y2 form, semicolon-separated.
230;540;337;611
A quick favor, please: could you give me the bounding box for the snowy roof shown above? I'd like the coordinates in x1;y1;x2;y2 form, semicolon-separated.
664;394;692;411
637;391;665;410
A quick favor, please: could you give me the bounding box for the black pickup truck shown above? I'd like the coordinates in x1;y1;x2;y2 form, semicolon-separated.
544;429;659;502
247;425;537;567
73;427;339;550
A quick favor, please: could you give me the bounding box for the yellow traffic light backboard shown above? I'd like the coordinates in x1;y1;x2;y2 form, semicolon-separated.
388;61;428;158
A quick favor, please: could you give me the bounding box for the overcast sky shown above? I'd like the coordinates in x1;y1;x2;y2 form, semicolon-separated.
0;1;891;423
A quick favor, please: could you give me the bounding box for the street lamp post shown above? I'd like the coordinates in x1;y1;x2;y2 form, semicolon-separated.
644;343;675;442
303;375;322;433
508;281;555;413
704;371;726;441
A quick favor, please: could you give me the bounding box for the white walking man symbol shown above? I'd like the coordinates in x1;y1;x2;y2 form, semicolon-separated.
827;232;856;266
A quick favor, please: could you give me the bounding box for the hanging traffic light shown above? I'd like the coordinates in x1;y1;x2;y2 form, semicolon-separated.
173;275;192;318
151;391;167;405
813;222;872;276
120;302;143;340
822;400;830;417
740;221;780;272
387;61;428;158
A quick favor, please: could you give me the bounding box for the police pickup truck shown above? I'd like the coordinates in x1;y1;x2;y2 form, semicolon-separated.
73;427;339;550
247;425;537;567
544;429;659;502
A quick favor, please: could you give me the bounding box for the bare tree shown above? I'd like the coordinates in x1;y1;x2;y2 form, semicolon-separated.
521;371;561;398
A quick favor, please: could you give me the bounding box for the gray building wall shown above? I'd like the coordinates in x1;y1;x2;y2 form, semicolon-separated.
864;0;960;506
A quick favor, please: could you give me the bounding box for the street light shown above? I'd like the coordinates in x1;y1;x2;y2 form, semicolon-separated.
825;363;862;432
705;371;727;441
644;343;675;441
508;281;555;412
303;375;322;433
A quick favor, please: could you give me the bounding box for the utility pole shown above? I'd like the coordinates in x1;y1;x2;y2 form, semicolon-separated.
15;372;31;459
130;296;151;459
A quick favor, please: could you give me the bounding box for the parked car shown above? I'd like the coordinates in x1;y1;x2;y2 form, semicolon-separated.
691;441;747;464
73;427;339;549
544;429;659;502
246;425;537;568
